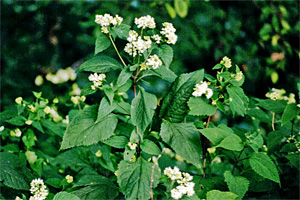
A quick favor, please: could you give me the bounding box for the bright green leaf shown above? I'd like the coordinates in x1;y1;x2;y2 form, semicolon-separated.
112;24;130;40
247;108;271;123
199;126;233;145
226;85;249;117
216;134;244;151
165;3;176;19
103;136;128;149
6;116;26;126
117;157;160;200
116;66;133;87
255;99;286;113
281;103;299;126
77;55;122;73
188;97;216;116
160;121;202;167
158;45;173;68
174;0;188;18
140;139;161;155
224;171;249;200
53;192;80;200
141;66;177;83
95;33;110;55
249;152;280;184
246;132;264;153
206;190;238;200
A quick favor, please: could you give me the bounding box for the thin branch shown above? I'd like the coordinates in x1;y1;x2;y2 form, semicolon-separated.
202;115;212;178
108;34;126;67
150;148;165;200
272;112;276;131
116;103;130;115
231;148;245;174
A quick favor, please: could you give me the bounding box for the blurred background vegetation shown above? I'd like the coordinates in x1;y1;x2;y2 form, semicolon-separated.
1;0;299;111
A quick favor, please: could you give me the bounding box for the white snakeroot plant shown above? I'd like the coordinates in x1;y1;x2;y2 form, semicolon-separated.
134;15;156;29
220;56;232;68
192;81;213;99
161;22;178;44
88;73;106;90
145;54;162;70
29;178;48;200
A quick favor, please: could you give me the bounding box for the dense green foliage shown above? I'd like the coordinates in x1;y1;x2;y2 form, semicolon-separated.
1;1;299;200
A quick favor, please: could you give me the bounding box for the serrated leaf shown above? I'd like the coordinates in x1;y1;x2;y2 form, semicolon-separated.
141;66;177;83
199;126;232;145
103;136;128;149
159;70;204;123
249;152;280;183
97;97;117;121
53;192;80;200
0;152;32;190
158;45;173;68
207;190;238;200
165;3;176;19
140;139;161;155
227;85;249;117
193;176;226;199
112;24;130;40
255;99;286;113
118;157;160;200
224;171;249;200
174;0;188;18
5;116;26;126
160;121;202;167
131;87;157;137
72;175;119;200
60;105;118;150
285;152;299;168
188;97;216;116
246;132;264;153
281;103;299;126
216;134;244;151
77;55;122;73
116;66;133;87
247;108;271;123
95;33;110;55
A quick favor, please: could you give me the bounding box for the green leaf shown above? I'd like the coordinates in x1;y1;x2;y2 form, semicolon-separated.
22;129;36;149
131;87;157;137
165;3;176;19
255;99;286;113
281;103;299;126
159;70;204;123
5;116;26;126
174;0;188;18
140;139;161;155
97;97;117;121
95;33;110;55
158;45;173;68
103;136;129;149
224;171;249;200
246;132;264;153
193;176;226;199
188;97;216;116
212;64;223;70
206;190;238;200
60;105;118;150
112;24;130;40
226;85;249;117
247;108;271;123
81;82;97;96
103;87;114;105
32;121;44;133
53;192;80;200
116;66;133;87
160;121;202;167
77;55;122;73
285;152;299;168
141;66;177;83
72;175;119;200
249;152;280;183
216;134;244;151
267;131;284;154
40;119;63;137
199;125;233;145
118;157;160;200
0;152;32;190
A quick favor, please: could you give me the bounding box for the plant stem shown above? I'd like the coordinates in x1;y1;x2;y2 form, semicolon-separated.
150;148;165;200
231;148;245;174
202;115;212;178
108;34;126;67
272;112;276;131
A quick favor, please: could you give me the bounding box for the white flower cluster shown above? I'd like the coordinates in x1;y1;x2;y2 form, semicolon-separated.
220;56;232;69
143;54;162;70
71;96;86;105
164;167;195;200
29;178;48;200
134;15;156;29
161;22;177;44
151;34;162;44
10;128;22;137
45;67;76;84
88;73;106;90
266;88;296;104
95;13;123;34
235;71;243;81
124;33;152;57
192;81;213;99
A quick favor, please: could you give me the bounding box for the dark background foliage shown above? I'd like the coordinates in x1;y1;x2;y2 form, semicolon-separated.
1;0;299;109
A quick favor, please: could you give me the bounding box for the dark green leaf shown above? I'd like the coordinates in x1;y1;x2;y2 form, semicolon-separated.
281;103;299;126
159;70;204;123
32;121;44;133
103;136;128;149
285;152;299;168
81;82;97;96
6;116;26;126
267;131;284;154
224;171;249;200
103;87;114;105
118;158;160;200
247;108;271;123
226;85;249;117
77;55;122;73
255;99;286;113
40;119;63;137
141;66;177;83
95;33;110;55
116;66;133;87
188;97;216;116
249;152;280;183
140;139;161;155
160;121;202;167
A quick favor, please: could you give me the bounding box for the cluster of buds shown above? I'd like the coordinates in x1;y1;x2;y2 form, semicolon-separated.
192;81;213;99
164;167;195;199
88;73;106;90
95;13;123;34
45;67;76;85
124;31;152;57
29;178;48;200
266;88;296;104
140;54;163;70
160;22;178;44
71;96;86;105
10;128;22;137
220;56;232;69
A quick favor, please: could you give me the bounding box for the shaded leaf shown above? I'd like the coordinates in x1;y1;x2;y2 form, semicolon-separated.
281;103;299;126
226;85;249;117
77;55;122;73
224;171;249;200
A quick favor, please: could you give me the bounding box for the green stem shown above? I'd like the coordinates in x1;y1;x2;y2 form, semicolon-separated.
272;112;276;131
108;33;126;67
231;148;245;174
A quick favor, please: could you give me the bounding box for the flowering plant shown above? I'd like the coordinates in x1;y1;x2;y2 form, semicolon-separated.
1;13;299;200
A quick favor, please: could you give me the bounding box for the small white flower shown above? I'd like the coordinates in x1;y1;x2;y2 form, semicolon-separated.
134;15;156;29
10;128;22;137
220;56;232;69
43;106;51;114
65;175;73;183
235;71;243;81
30;178;48;200
161;22;177;44
127;30;139;42
35;75;44;86
15;97;23;105
25;119;33;125
205;88;213;99
192;81;208;97
124;42;137;57
88;73;106;89
95;14;114;27
128;142;137;150
171;188;184;200
145;54;162;69
95;150;102;157
0;126;4;131
151;34;162;44
266;88;286;100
